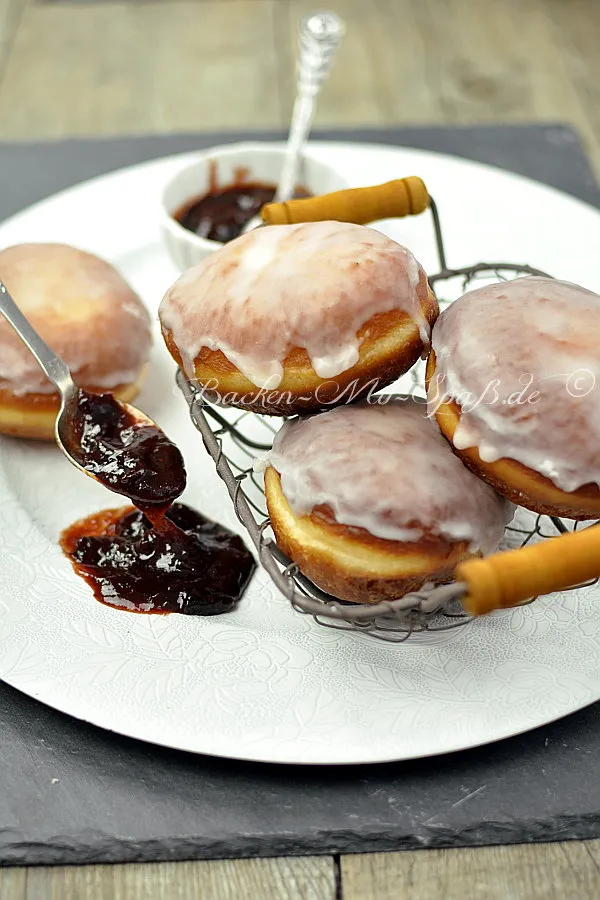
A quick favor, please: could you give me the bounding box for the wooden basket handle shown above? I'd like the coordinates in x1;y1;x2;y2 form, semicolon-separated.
456;524;600;616
260;177;430;226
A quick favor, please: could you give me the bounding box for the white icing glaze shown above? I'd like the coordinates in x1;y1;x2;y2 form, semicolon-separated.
0;243;152;396
265;398;513;552
430;276;600;492
159;221;428;389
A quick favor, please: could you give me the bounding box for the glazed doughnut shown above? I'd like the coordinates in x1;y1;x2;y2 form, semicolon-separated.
159;221;438;415
263;398;513;604
0;243;152;440
427;276;600;519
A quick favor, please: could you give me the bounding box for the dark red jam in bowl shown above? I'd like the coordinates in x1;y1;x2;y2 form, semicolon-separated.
175;182;278;244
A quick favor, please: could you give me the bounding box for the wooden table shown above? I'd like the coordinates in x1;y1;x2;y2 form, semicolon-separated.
4;842;600;899
1;0;600;896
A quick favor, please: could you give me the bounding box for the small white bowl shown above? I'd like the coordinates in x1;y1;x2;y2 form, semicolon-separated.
160;142;349;271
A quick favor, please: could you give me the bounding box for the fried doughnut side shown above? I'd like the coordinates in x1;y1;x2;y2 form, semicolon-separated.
263;398;512;603
426;352;600;519
160;222;438;414
0;243;152;440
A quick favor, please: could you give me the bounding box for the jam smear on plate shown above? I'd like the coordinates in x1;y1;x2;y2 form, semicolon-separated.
60;390;255;614
60;503;255;615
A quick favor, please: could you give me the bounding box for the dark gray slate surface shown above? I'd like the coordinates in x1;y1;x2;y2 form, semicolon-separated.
0;124;599;866
2;681;600;866
1;124;599;219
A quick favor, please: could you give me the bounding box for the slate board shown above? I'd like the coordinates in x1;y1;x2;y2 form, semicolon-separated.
1;124;599;867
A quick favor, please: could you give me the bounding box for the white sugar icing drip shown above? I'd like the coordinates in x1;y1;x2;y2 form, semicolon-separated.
159;221;428;389
430;276;600;492
264;398;513;552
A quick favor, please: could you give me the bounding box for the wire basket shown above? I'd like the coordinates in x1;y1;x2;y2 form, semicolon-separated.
174;197;600;643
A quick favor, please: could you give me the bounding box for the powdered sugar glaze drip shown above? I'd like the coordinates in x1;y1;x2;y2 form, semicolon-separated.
159;221;429;389
264;397;513;553
430;277;600;492
60;390;255;614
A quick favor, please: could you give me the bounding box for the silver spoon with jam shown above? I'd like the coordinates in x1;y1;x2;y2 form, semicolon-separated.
0;279;184;509
0;279;255;616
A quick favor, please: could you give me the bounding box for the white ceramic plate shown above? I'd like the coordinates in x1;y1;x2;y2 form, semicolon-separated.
1;141;600;766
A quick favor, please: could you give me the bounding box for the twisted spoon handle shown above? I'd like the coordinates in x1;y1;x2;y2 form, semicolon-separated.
275;11;345;203
0;281;73;393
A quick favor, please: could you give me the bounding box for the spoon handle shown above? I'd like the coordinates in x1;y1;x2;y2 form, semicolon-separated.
275;11;345;204
0;281;73;393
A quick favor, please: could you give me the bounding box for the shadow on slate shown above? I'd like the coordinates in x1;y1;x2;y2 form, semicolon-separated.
0;124;599;866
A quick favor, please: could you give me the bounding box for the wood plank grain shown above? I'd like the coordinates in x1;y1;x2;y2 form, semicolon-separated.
379;0;600;173
22;857;335;900
0;0;25;78
0;0;284;139
388;0;591;121
0;868;26;900
341;840;600;900
542;0;600;137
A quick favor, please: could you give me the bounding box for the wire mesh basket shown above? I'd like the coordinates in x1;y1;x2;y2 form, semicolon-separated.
174;193;600;643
